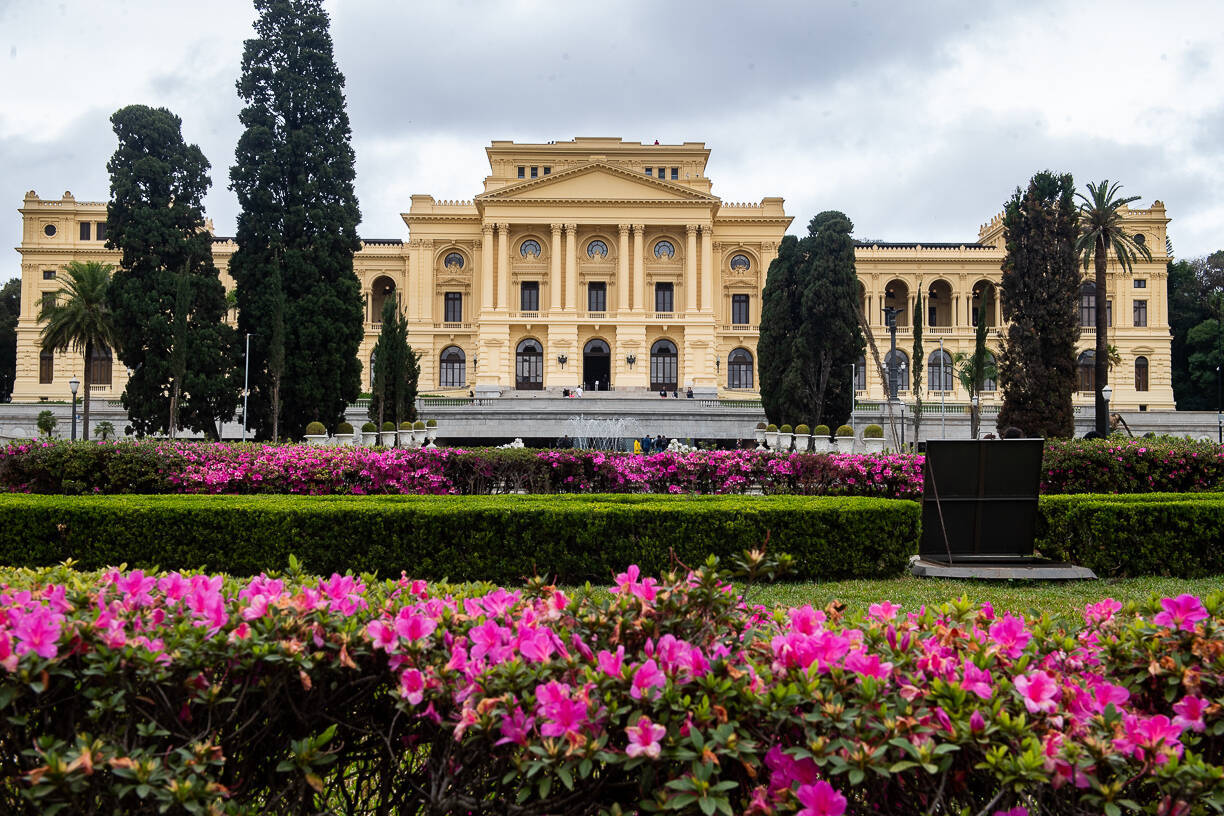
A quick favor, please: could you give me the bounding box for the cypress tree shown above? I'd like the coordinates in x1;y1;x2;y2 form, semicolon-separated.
367;298;420;428
0;278;18;402
997;171;1080;438
911;289;923;442
230;0;364;440
106;105;237;439
758;235;802;425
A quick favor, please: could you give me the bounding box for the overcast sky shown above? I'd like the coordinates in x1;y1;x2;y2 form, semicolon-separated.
3;0;1223;284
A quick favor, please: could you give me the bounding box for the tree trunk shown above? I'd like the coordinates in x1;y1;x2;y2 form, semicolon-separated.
1095;237;1109;436
168;380;179;440
82;340;92;441
855;303;901;451
271;376;281;443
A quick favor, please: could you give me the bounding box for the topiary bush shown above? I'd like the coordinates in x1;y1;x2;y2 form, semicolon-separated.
425;418;437;428
766;424;778;432
755;421;767;430
398;421;413;431
836;425;854;437
864;424;884;439
795;424;810;435
337;421;354;435
814;424;830;437
304;421;326;436
381;422;396;432
779;424;793;434
413;420;425;431
361;422;376;432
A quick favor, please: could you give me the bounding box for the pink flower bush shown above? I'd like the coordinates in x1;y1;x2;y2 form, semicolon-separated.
0;563;1221;815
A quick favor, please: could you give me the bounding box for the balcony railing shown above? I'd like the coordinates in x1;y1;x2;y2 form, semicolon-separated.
650;311;675;320
720;324;759;332
514;311;540;320
432;322;472;330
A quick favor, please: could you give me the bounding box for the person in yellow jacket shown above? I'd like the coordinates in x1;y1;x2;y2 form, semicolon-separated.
633;439;642;455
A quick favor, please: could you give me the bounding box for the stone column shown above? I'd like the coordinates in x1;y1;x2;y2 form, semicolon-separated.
685;225;698;313
565;223;578;310
496;223;510;311
481;224;494;314
632;224;645;312
549;224;562;312
617;224;630;313
701;228;714;313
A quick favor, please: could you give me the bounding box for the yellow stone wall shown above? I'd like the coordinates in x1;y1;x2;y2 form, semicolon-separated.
11;139;1174;411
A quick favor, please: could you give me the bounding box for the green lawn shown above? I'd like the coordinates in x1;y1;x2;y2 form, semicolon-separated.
737;575;1224;620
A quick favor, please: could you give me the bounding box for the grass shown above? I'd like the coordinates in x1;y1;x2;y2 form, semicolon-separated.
736;575;1224;621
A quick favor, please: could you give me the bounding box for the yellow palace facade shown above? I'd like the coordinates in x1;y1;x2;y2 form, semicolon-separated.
11;138;1174;411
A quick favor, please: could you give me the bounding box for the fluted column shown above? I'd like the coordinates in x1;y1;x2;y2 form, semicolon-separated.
685;225;698;313
496;223;510;311
481;224;494;314
549;224;562;312
564;223;578;310
632;224;645;312
617;224;630;313
700;226;714;313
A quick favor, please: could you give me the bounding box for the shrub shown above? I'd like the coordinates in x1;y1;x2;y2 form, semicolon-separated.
836;424;854;437
814;424;830;437
1038;493;1224;577
413;420;425;430
755;421;767;430
1;561;1222;815
1041;438;1224;494
766;424;778;432
425;418;437;428
381;422;396;432
0;493;918;582
795;424;810;435
398;421;413;431
779;424;793;434
337;421;354;435
361;422;376;432
304;421;326;436
93;420;116;440
864;424;884;438
36;410;56;437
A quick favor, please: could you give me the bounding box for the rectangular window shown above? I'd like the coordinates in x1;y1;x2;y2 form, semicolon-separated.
1134;279;1147;288
543;166;551;175
657;167;665;179
587;282;606;312
655;282;674;313
1133;299;1148;327
444;292;462;323
517;166;525;178
670;167;679;180
530;166;538;178
96;222;107;241
42;270;56;280
39;350;53;384
520;281;539;312
645;167;653;176
731;294;750;325
79;222;91;241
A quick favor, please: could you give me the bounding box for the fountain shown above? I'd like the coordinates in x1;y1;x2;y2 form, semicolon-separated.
564;414;644;451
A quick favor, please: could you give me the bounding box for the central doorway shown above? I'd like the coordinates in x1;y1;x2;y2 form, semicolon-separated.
583;338;611;391
516;338;544;390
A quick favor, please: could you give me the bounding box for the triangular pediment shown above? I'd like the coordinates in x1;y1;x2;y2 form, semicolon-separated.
478;162;718;203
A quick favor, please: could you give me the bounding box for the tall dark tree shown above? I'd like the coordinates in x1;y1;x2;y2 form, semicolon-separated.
367;298;420;429
1169;251;1224;409
911;289;923;443
230;0;364;440
1075;180;1152;435
106;105;237;439
997;171;1080;438
760;213;863;428
0;278;19;402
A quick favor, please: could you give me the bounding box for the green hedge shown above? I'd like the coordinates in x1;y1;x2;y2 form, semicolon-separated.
0;494;918;583
1037;493;1224;578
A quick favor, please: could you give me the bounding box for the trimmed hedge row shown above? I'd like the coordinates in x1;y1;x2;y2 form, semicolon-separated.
0;494;919;583
1037;492;1224;578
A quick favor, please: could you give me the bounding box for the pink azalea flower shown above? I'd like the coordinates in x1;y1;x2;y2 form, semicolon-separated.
988;614;1032;659
496;706;535;746
598;645;625;677
630;658;666;700
1173;695;1209;733
1114;714;1184;764
394;609;437;642
960;660;994;700
399;668;425;705
844;649;891;680
868;601;900;621
969;710;986;732
366;619;397;651
1153;595;1209;632
625;715;666;758
788;604;825;634
1014;670;1061;715
1084;598;1122;625
11;606;62;659
795;780;847;816
764;745;820;791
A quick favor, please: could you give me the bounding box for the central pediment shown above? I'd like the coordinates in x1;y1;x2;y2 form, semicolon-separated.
477;162;719;204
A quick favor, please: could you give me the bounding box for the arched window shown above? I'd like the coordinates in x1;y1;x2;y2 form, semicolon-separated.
520;239;542;259
515;339;543;390
89;345;112;386
654;240;676;260
982;352;998;392
586;240;608;259
443;252;464;269
440;346;466;388
650;339;678;391
369;350;376;390
884;349;909;393
1077;351;1095;392
729;254;751;271
927;280;952;327
1079;282;1096;327
371;275;396;323
883;280;909;327
927;350;953;391
854;355;867;391
727;348;753;389
39;349;53;384
1135;356;1149;392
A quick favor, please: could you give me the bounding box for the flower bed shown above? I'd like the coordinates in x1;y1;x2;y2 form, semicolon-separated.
0;559;1222;814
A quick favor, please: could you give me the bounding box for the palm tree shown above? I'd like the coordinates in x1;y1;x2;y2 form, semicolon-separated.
39;261;118;441
1075;180;1152;435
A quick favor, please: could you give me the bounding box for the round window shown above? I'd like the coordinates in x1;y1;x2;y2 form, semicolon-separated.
43;224;56;237
1133;232;1146;246
444;252;464;268
730;254;751;270
587;240;608;259
654;240;675;259
520;240;541;258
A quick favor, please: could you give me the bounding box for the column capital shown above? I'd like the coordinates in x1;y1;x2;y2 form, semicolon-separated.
482;222;495;235
472;238;482;250
550;223;563;234
686;224;699;236
618;224;630;235
564;222;578;232
496;222;511;232
632;223;645;233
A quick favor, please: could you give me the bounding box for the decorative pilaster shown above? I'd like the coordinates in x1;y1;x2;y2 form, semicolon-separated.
564;223;578;310
481;224;494;314
617;224;630;313
632;224;645;313
496;223;510;311
550;224;563;312
685;225;698;314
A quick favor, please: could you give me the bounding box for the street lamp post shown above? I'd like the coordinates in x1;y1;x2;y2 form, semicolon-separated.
899;361;908;450
1101;383;1113;436
970;394;979;439
939;336;946;439
848;363;856;432
68;376;80;441
242;333;252;442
